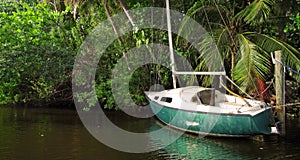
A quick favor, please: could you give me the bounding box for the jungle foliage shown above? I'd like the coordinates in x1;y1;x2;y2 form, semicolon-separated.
0;0;299;109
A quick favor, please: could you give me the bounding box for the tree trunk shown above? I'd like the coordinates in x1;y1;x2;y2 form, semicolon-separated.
103;2;130;69
118;0;135;26
103;3;124;44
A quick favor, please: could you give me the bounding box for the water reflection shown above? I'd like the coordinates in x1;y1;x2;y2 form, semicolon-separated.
147;118;300;160
0;106;300;160
148;122;257;159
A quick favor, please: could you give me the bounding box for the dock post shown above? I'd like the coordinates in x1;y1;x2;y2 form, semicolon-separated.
274;50;286;137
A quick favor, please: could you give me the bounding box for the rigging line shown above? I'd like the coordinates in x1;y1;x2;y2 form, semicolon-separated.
220;78;253;108
277;102;300;107
225;75;253;99
260;78;274;95
274;59;300;75
271;52;300;75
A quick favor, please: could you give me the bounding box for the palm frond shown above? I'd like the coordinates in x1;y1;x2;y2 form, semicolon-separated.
177;0;230;45
195;36;224;86
244;32;300;82
234;34;271;93
235;0;277;26
213;28;232;59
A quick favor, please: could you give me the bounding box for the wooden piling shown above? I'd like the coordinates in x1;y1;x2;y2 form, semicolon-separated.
275;50;286;137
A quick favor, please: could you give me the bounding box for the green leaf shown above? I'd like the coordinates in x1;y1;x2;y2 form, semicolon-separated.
235;0;277;26
234;34;271;93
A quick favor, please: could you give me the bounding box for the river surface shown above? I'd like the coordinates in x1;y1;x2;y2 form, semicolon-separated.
0;106;300;160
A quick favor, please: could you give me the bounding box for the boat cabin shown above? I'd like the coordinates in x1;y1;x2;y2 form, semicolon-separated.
191;88;216;106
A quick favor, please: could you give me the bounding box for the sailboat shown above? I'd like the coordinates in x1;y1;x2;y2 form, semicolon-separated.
145;0;277;137
145;86;277;137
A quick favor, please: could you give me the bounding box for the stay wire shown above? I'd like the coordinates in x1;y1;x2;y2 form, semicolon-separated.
274;59;300;76
271;52;300;76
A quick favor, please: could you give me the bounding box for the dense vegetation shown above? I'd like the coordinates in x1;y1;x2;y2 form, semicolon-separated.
0;0;299;110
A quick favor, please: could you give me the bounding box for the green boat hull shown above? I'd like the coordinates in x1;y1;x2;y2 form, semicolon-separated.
149;101;275;136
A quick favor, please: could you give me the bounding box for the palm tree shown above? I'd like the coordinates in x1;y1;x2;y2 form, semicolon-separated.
177;0;300;100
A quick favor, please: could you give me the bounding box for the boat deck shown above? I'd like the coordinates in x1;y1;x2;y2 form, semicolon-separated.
145;86;268;116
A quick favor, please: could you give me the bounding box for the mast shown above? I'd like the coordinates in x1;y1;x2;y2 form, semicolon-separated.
165;0;226;89
166;0;177;88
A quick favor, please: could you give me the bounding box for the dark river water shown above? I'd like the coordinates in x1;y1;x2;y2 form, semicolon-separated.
0;106;300;160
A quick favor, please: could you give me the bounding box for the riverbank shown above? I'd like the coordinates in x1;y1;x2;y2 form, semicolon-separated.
3;79;299;119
